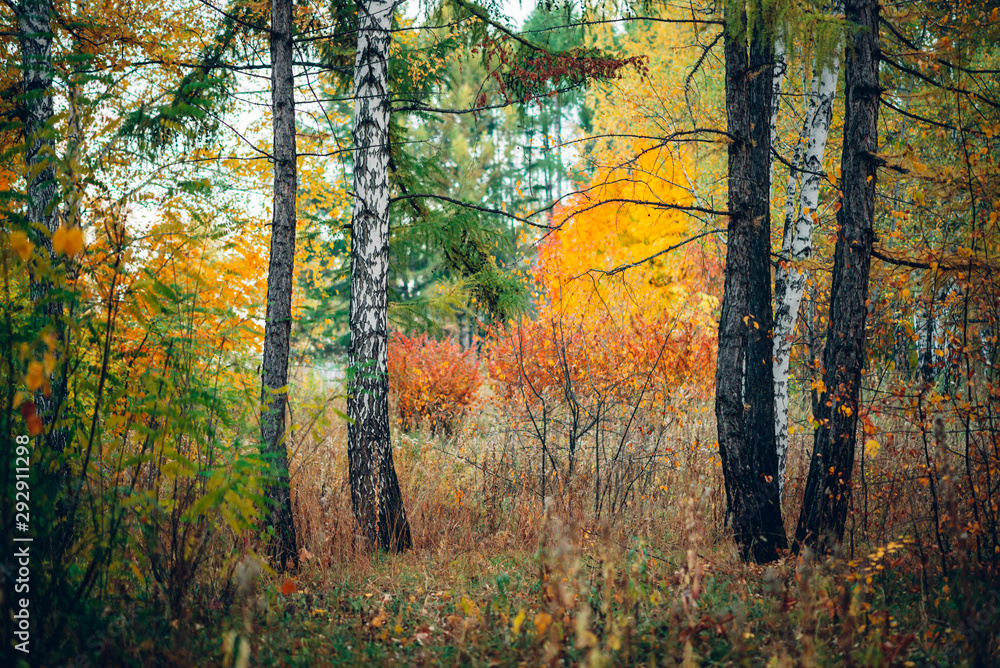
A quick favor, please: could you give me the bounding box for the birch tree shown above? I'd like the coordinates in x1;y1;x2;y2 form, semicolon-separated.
773;2;844;496
348;0;412;551
260;0;299;569
794;0;879;553
19;0;67;453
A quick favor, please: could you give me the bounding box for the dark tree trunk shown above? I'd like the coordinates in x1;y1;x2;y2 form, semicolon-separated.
259;0;298;571
716;1;787;564
348;0;412;552
20;0;66;455
794;0;880;554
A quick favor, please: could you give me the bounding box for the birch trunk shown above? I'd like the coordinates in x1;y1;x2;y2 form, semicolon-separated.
794;0;879;553
773;5;843;496
259;0;299;570
20;0;66;453
716;0;787;564
348;0;412;552
770;33;787;173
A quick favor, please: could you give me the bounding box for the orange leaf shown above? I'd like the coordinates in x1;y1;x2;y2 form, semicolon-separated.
26;415;42;436
534;612;553;636
279;578;297;596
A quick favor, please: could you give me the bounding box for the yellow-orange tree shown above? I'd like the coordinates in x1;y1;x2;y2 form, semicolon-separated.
487;142;718;509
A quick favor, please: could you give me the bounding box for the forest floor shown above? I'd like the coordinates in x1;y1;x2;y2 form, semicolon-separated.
52;387;998;667
71;417;994;667
86;533;986;667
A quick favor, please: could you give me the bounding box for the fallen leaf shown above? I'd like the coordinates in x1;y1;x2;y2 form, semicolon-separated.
511;608;526;634
534;612;553;636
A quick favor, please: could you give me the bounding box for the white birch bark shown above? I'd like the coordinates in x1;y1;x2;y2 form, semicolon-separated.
348;0;412;551
773;9;843;496
770;33;787;178
20;0;68;454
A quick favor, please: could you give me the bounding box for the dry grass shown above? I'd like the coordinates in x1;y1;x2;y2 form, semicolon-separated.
91;368;1000;667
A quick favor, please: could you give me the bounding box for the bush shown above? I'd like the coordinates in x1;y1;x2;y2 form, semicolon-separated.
388;332;483;435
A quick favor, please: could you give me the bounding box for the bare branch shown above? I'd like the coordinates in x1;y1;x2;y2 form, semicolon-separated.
574;228;725;279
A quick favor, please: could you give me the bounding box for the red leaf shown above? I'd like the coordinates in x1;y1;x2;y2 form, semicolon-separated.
279;578;296;596
19;401;36;419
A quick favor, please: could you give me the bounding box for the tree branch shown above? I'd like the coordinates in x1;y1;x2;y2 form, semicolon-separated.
389;192;554;229
882;55;1000;111
574;228;726;278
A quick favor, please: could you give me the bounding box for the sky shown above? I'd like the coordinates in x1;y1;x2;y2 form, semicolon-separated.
402;0;536;28
503;0;536;27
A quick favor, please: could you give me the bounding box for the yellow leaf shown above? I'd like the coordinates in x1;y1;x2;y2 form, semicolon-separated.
52;226;84;257
865;439;881;458
27;414;42;435
511;608;526;634
52;226;67;254
129;560;146;586
63;227;84;257
459;595;480;619
9;231;32;261
25;361;44;391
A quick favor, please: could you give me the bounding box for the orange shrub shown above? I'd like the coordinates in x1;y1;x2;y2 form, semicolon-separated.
388;332;484;435
485;302;716;426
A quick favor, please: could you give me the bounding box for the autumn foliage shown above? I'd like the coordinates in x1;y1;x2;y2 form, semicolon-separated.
489;143;719;418
6;0;1000;663
486;307;714;421
388;332;484;435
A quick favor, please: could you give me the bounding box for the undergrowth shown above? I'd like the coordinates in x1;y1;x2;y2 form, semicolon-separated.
56;373;1000;667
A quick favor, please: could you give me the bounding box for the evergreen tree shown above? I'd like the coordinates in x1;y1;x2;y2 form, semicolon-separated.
259;0;300;570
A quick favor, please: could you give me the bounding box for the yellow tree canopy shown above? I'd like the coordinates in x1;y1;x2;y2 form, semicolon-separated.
537;143;717;324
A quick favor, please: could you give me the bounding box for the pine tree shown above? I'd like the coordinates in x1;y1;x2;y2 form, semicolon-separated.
259;0;300;570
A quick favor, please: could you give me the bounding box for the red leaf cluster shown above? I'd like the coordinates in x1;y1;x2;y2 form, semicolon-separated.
388;333;484;435
486;308;716;416
477;38;649;107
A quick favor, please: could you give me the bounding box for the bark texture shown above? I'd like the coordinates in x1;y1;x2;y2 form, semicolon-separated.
716;3;788;564
259;0;298;570
773;3;843;496
348;0;412;552
20;0;66;453
770;33;787;170
794;0;879;553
